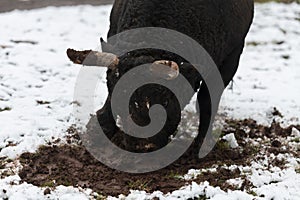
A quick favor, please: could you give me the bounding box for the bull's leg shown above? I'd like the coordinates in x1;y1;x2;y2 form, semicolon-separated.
96;96;118;139
195;82;211;148
195;42;245;151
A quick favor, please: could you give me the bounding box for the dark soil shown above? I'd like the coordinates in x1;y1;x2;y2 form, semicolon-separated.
18;117;300;197
18;142;247;197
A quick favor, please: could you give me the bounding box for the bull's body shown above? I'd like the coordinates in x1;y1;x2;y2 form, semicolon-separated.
97;0;254;151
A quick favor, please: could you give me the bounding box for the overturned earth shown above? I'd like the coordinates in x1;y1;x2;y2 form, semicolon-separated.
13;111;300;197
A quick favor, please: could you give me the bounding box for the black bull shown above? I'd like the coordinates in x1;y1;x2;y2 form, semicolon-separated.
70;0;254;152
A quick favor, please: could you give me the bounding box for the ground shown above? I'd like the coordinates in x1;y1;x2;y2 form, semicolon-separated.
0;0;112;13
0;1;300;200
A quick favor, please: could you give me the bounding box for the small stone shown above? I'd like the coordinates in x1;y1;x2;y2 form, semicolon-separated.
44;188;51;195
271;140;281;148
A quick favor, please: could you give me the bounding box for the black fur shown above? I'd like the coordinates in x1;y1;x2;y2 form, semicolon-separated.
97;0;254;151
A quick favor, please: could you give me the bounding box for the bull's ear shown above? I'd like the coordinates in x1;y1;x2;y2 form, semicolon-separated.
149;60;179;80
67;48;119;70
100;37;115;53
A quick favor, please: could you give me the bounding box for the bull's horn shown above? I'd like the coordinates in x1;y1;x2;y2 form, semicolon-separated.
149;60;179;80
66;48;119;70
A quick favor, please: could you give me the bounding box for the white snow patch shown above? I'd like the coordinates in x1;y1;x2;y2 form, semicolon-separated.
0;5;111;158
226;178;243;189
0;175;92;200
183;168;217;180
220;2;300;126
252;168;300;200
291;127;300;138
222;133;239;148
109;181;255;200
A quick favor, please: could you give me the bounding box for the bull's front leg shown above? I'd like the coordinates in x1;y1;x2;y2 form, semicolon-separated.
96;96;119;139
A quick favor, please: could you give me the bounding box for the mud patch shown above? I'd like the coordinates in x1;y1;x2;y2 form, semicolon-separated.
18;118;300;197
18;144;246;196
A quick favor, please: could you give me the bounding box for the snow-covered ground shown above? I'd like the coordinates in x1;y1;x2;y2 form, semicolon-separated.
0;5;111;158
221;2;300;125
0;2;300;200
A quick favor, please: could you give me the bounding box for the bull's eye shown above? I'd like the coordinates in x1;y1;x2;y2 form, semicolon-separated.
115;68;120;77
134;102;139;109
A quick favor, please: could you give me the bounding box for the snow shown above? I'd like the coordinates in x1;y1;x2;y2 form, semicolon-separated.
182;168;217;180
222;133;239;149
251;169;300;200
0;2;300;200
226;178;244;189
0;5;111;158
291;127;300;138
110;181;256;200
0;175;91;200
220;2;300;125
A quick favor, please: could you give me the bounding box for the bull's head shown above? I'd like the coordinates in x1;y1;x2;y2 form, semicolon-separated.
66;48;179;80
66;48;182;132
